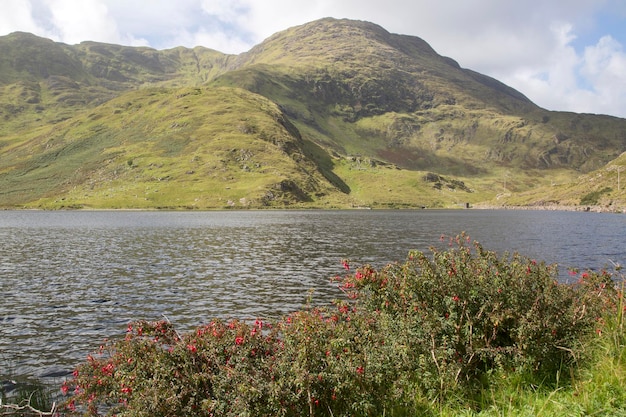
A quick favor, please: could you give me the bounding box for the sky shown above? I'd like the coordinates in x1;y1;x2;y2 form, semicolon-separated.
2;0;626;118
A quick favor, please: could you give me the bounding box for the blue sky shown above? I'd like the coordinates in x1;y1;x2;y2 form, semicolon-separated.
2;0;626;118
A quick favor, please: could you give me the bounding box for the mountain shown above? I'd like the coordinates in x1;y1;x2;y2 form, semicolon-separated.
0;31;231;132
1;18;625;210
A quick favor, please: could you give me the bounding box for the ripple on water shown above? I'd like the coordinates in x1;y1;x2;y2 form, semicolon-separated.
0;209;624;381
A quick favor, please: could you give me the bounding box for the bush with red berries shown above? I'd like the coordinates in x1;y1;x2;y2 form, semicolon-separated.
61;234;618;416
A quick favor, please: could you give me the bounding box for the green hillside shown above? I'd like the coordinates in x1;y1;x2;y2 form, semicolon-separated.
1;18;625;210
0;86;346;208
485;151;626;210
0;32;231;134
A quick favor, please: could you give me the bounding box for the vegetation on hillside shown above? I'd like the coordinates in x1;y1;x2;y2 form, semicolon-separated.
0;86;350;208
488;151;626;210
1;18;626;209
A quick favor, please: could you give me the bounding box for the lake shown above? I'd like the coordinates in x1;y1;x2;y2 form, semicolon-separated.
1;209;625;382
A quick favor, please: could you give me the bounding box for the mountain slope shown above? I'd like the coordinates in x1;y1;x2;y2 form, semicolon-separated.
487;151;626;210
0;32;231;134
213;18;626;177
1;18;626;209
0;86;346;208
230;18;535;114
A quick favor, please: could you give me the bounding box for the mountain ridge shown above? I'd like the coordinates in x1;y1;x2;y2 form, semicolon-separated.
1;17;625;210
230;18;537;115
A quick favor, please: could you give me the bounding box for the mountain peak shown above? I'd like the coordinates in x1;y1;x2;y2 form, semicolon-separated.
225;17;534;118
236;17;439;68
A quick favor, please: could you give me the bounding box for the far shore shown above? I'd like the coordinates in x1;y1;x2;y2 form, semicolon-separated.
1;204;625;213
472;203;626;213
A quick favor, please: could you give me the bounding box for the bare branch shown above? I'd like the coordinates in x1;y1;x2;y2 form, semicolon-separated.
0;396;58;416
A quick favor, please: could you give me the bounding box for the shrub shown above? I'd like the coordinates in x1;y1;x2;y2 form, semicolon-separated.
338;233;616;401
62;311;400;416
62;319;289;416
61;234;618;416
277;304;402;416
580;187;612;205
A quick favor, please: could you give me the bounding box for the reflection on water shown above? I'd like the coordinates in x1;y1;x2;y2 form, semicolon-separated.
0;209;624;381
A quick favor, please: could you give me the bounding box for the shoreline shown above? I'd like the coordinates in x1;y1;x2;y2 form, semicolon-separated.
2;203;625;213
472;203;626;213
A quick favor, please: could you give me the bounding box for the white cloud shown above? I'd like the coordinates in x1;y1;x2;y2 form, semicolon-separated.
45;0;117;43
0;0;42;35
579;36;626;114
582;36;626;88
168;28;251;54
43;0;149;46
490;26;626;116
200;0;248;24
492;23;583;110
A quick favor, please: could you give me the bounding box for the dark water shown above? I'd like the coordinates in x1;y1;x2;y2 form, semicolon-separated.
0;209;624;382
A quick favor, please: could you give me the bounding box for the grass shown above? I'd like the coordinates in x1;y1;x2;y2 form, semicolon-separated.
0;81;524;210
1;86;345;209
0;378;58;416
331;157;484;208
425;288;626;417
486;153;626;210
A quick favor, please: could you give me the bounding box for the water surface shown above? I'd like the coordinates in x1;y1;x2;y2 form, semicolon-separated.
1;209;624;381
